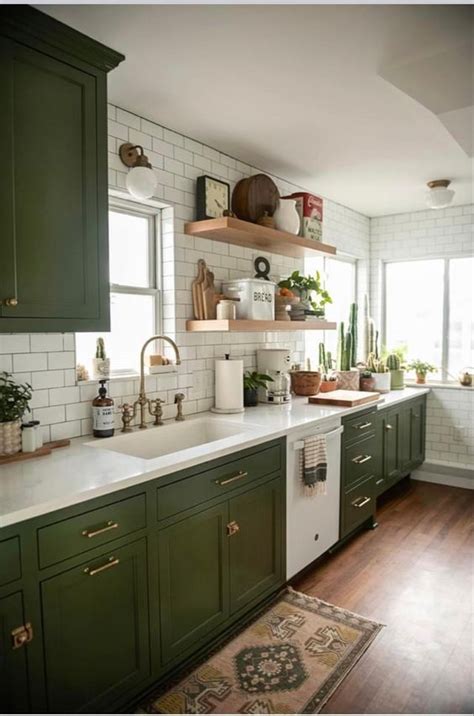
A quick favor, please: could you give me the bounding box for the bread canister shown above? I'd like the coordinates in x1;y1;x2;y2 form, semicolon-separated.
222;278;275;320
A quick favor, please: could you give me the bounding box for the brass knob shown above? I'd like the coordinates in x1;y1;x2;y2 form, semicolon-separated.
4;297;18;307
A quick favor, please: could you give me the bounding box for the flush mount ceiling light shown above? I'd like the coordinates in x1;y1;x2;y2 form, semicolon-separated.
119;143;157;200
425;179;455;209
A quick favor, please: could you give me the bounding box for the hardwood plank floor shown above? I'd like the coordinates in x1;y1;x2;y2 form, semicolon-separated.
295;478;474;714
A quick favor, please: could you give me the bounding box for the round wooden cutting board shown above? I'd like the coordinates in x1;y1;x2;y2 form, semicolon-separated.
231;174;279;222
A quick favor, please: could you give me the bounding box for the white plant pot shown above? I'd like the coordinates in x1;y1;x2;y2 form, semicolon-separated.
372;372;391;393
273;198;300;234
92;358;110;379
0;419;22;456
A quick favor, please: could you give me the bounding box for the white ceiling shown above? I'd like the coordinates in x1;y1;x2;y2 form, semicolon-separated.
41;4;473;217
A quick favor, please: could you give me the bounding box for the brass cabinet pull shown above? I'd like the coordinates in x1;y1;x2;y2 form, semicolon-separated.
11;623;33;650
3;297;18;307
215;470;248;486
227;521;240;536
352;454;372;465
385;424;393;431
84;556;119;576
355;421;372;430
351;496;371;508
81;520;119;538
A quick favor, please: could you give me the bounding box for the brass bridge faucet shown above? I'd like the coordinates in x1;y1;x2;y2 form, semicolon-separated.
120;335;181;431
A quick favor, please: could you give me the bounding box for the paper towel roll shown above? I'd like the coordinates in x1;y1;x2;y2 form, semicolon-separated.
213;357;244;413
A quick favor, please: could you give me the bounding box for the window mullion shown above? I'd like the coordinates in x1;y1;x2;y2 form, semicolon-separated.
441;258;450;381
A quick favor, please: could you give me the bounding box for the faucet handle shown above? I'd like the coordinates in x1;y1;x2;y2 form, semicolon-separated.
149;397;165;426
119;403;135;433
174;393;185;421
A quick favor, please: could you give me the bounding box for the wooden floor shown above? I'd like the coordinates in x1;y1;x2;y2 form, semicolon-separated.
295;478;474;714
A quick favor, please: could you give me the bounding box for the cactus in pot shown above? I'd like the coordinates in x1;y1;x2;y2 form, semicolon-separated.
318;343;337;392
386;352;405;390
371;357;391;393
348;302;358;367
334;322;359;390
92;337;110;379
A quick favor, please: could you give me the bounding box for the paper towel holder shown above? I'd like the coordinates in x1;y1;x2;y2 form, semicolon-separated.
211;354;245;414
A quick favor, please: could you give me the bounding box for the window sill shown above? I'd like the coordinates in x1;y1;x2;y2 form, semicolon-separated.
405;381;473;391
78;372;140;386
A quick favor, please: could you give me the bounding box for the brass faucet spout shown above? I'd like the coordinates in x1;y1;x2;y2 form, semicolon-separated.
133;335;181;430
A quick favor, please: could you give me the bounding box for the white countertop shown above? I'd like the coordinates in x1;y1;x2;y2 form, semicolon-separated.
0;388;428;528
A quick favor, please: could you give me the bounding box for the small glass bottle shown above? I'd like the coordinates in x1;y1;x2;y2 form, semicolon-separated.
92;380;115;438
21;422;36;453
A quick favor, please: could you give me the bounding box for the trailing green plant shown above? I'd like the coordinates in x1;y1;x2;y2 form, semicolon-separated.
243;371;274;391
95;337;107;360
0;372;32;423
407;360;436;376
278;270;332;314
386;353;401;371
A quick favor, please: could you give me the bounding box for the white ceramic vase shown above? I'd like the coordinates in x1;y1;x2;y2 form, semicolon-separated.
372;372;391;394
273;198;300;234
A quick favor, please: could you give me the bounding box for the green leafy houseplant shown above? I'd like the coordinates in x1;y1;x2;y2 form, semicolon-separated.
0;372;33;457
407;360;436;384
243;371;273;407
278;271;332;316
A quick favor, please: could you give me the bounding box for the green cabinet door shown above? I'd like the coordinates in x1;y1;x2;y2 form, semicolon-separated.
41;539;150;713
399;404;412;474
373;412;386;497
0;35;110;331
158;504;230;664
0;592;30;714
410;399;426;467
229;478;283;614
383;408;400;484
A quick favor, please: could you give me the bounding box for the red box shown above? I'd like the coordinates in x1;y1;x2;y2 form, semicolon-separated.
283;192;323;241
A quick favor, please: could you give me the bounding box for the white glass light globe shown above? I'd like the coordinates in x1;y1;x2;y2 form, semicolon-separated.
126;166;157;200
426;187;455;209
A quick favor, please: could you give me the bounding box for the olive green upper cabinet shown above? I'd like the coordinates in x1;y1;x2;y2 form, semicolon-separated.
0;6;124;332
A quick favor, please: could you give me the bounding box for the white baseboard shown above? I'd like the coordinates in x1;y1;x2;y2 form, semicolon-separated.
413;462;474;490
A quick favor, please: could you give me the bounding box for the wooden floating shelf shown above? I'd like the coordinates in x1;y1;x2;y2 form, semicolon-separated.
186;319;337;332
184;217;336;259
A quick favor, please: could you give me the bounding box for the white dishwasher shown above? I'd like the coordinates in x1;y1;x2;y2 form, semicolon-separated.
286;419;343;579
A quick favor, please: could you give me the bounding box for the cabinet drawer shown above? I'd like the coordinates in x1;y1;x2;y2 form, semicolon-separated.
343;409;377;445
0;537;21;586
38;494;146;568
343;433;376;488
341;475;375;538
157;443;281;522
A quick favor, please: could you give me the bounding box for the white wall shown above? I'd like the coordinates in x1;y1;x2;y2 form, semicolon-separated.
370;205;474;470
0;104;370;442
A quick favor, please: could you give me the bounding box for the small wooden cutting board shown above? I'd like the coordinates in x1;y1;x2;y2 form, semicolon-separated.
308;390;380;407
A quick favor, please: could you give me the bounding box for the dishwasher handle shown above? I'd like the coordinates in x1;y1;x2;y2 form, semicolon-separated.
292;425;343;450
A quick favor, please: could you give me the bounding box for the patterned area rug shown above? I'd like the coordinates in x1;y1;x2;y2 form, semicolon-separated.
142;588;384;714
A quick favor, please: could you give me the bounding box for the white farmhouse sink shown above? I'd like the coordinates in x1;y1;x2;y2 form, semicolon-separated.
85;417;250;460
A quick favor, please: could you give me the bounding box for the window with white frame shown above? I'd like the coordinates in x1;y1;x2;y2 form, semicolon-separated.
304;255;357;368
75;199;161;377
384;256;473;381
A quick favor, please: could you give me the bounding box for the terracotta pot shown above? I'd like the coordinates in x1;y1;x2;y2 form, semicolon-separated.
319;380;338;393
333;369;359;391
360;376;375;392
290;371;322;396
415;373;426;385
0;419;22;456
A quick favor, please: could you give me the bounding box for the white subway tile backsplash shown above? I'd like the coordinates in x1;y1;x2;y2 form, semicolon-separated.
31;370;65;390
33;405;65;425
47;352;75;370
30;334;64;352
0;334;30;354
49;386;80;406
14;353;47;373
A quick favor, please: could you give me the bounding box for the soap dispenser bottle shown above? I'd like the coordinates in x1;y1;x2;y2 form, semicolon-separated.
92;379;115;438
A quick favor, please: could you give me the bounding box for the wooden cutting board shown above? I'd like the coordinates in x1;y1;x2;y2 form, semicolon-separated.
308;390;380;407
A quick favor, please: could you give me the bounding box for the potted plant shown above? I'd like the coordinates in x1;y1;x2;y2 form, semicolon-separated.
367;354;390;393
278;270;332;319
92;337;110;379
360;369;375;392
243;371;273;407
0;372;32;456
407;360;436;385
318;343;338;392
386;352;405;390
334;315;359;390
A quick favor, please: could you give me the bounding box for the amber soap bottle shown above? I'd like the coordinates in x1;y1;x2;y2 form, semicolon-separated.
92;379;115;438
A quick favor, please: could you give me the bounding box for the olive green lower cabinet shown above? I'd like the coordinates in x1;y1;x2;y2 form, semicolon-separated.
0;438;285;713
340;395;426;540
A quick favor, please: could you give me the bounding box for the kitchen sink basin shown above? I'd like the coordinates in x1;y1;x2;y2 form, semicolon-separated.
85;417;250;460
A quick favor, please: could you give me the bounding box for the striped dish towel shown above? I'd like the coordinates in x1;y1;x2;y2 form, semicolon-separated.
299;434;327;495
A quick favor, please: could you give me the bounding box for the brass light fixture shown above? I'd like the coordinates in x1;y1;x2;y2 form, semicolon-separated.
426;179;454;209
119;143;157;199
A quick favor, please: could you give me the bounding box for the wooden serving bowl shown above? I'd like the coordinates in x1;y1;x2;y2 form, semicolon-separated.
231;174;279;222
290;371;322;396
